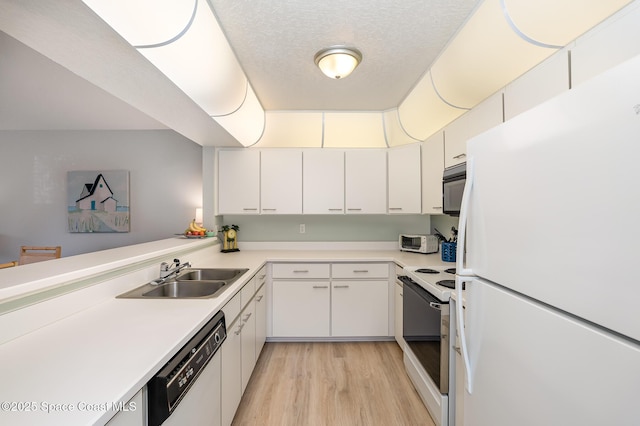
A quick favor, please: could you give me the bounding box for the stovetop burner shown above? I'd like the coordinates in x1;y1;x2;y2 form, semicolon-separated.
415;268;440;274
436;279;456;289
444;268;456;274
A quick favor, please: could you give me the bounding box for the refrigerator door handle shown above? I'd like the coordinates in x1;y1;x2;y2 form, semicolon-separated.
456;157;474;276
456;275;474;393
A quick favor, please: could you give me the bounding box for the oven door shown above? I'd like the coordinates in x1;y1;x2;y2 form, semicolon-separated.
403;279;450;394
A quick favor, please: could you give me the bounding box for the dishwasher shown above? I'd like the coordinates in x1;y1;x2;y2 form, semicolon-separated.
147;310;226;426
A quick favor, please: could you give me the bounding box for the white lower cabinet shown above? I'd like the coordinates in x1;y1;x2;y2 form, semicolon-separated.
272;280;331;337
331;280;388;336
220;269;267;426
105;389;144;426
395;280;405;350
271;262;391;338
255;283;267;356
240;300;256;393
221;314;242;426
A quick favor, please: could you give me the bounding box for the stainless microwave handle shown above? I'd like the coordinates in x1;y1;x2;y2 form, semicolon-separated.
429;301;444;310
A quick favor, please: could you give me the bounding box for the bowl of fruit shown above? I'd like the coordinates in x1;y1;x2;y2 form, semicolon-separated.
184;220;208;238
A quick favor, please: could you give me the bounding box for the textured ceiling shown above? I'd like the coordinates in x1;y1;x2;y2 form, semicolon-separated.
207;0;481;111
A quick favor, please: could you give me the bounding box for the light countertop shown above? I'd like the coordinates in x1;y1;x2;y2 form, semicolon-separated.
0;239;449;425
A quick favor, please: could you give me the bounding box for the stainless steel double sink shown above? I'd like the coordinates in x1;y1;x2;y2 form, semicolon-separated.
117;268;248;299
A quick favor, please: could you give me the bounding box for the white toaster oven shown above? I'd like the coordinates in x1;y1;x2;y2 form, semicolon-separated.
399;234;439;254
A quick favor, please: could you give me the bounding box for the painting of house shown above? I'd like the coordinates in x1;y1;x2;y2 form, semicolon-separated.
68;171;130;233
76;174;118;212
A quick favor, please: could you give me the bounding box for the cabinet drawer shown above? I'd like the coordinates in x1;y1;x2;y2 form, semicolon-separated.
272;263;330;279
222;293;241;324
332;263;389;279
241;277;256;308
255;266;267;289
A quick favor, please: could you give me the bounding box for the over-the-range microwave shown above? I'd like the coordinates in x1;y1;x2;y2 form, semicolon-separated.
443;162;466;216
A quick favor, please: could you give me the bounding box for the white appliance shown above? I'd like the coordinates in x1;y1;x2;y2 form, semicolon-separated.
399;234;439;253
401;266;458;426
455;54;640;425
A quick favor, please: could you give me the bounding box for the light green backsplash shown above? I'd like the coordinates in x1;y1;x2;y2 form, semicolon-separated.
430;215;460;240
220;215;433;242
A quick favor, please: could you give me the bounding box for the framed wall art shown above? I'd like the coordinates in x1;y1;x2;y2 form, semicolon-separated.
67;170;130;233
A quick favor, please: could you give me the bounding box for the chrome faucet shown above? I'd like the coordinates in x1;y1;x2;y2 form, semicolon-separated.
153;258;191;284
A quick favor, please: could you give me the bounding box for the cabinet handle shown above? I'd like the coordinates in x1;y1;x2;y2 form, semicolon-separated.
259;274;266;279
262;208;276;211
242;208;258;211
352;270;368;273
389;207;402;211
347;208;362;211
328;208;343;211
293;270;309;273
234;324;245;335
256;295;264;302
432;206;443;210
334;285;349;289
243;312;252;322
312;285;329;289
454;346;462;355
453;153;466;159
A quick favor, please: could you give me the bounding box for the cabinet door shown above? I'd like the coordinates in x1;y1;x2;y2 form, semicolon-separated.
255;283;267;357
504;50;569;121
395;282;405;350
272;281;330;337
105;389;144;426
240;302;256;393
388;144;421;214
444;91;503;168
261;150;302;214
422;132;445;214
221;317;242;426
218;150;260;214
303;150;344;214
331;280;389;337
345;150;387;214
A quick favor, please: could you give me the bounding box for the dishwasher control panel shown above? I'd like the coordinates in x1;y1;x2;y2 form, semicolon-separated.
147;311;226;426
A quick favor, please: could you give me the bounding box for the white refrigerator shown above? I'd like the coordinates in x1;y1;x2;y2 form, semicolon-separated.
455;53;640;426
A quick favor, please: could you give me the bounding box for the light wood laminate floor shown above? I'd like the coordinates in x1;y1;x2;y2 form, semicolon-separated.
232;342;435;426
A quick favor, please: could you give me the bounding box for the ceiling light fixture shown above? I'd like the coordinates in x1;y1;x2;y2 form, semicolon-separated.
314;46;362;79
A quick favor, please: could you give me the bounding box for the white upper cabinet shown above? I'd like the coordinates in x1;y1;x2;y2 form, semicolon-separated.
444;91;504;168
303;150;345;214
218;150;260;214
345;150;387;214
570;3;640;87
504;50;570;121
260;150;302;214
388;144;421;214
422;132;445;214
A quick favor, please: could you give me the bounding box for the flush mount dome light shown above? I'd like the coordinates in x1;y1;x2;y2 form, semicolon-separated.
314;46;362;79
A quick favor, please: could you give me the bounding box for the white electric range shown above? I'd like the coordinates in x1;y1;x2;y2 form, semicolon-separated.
399;265;457;426
403;265;457;302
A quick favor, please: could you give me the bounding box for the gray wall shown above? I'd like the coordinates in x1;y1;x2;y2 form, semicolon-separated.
0;130;202;263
